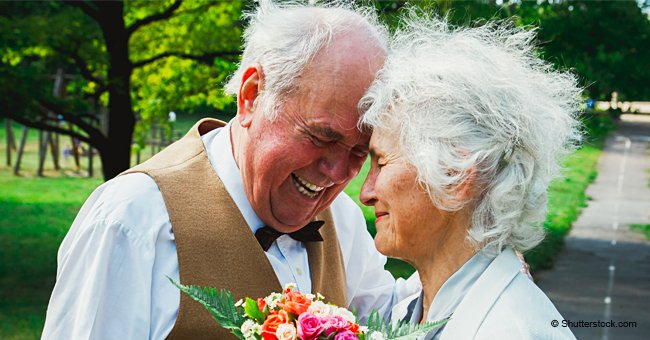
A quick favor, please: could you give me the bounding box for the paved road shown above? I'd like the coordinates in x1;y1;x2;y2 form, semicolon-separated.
536;114;650;340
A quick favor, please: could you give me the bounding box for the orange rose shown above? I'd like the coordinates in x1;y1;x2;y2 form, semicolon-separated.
261;310;289;340
278;291;312;315
346;321;360;334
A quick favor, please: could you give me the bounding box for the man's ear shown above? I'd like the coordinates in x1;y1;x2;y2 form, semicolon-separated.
237;65;265;128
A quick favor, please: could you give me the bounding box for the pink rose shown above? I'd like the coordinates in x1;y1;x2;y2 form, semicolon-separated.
334;330;359;340
297;313;323;340
321;315;348;336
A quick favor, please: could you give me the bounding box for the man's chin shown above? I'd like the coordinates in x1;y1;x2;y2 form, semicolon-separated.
270;211;318;232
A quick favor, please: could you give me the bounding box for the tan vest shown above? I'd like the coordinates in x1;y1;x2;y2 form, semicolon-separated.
122;118;347;339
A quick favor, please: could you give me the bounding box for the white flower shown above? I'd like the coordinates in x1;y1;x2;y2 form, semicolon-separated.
241;319;259;338
234;299;244;307
283;283;297;291
358;326;368;333
368;331;386;340
305;293;316;301
306;300;336;316
265;292;282;309
334;307;356;323
275;323;297;340
316;292;325;300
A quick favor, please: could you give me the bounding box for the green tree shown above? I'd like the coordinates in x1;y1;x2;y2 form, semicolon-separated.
0;0;243;180
372;0;650;101
520;0;650;101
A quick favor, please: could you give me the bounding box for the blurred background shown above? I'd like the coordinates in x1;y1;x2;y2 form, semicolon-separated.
1;1;649;339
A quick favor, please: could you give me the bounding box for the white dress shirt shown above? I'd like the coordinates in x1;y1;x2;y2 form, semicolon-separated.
42;123;413;340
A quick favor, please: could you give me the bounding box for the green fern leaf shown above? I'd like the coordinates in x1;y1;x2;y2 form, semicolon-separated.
366;310;448;339
167;277;246;338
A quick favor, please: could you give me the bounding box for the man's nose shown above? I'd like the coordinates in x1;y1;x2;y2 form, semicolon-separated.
319;149;353;185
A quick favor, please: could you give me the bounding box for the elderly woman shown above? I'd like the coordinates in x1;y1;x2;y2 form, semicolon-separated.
358;16;580;339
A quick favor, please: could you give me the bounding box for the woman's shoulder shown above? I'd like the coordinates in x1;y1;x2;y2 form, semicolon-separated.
475;273;576;339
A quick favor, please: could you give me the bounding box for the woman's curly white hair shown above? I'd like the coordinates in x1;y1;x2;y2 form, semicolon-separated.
360;13;583;253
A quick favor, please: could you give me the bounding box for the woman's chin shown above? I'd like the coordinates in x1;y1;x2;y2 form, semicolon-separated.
374;238;397;258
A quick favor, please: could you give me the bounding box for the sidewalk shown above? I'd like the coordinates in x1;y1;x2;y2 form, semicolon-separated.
536;114;650;340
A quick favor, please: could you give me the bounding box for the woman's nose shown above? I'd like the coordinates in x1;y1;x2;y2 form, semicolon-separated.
360;170;377;206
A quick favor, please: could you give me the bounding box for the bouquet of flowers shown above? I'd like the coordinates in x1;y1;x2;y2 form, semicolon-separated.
169;278;446;340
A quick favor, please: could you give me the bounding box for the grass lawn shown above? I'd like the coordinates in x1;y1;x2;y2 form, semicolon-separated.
0;172;101;339
0;111;614;338
630;224;650;240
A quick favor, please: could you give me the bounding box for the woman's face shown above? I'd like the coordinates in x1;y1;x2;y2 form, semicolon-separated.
360;129;451;262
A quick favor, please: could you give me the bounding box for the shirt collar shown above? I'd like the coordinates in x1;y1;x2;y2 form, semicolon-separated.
408;250;495;336
203;120;265;233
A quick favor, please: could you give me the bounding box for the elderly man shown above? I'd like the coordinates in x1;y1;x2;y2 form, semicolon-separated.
42;1;413;339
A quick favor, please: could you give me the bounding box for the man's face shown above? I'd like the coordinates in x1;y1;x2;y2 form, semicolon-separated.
236;33;385;232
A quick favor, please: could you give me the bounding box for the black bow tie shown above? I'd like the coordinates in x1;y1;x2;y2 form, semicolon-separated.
255;221;325;251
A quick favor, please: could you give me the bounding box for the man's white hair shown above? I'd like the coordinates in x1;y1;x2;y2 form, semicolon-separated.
224;0;388;120
360;13;582;253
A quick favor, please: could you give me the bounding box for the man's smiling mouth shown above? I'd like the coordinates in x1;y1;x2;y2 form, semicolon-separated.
291;173;324;198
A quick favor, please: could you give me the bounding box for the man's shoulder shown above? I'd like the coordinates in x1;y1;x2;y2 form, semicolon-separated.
82;173;171;237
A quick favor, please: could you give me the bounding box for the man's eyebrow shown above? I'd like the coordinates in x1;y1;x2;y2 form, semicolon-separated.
309;125;343;140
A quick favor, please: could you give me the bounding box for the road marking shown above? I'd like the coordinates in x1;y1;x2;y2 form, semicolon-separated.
602;136;631;340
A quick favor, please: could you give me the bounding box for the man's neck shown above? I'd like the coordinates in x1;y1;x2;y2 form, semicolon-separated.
230;122;243;170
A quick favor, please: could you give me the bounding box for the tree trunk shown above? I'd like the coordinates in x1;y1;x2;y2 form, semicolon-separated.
97;1;135;180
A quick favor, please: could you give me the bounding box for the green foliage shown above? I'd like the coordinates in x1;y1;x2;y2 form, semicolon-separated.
372;0;650;100
128;0;242;137
630;224;650;240
244;297;266;324
527;1;650;101
364;310;447;339
168;277;246;338
1;0;244;179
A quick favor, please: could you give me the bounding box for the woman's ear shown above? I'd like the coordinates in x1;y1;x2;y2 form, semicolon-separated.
455;166;478;204
237;65;265;128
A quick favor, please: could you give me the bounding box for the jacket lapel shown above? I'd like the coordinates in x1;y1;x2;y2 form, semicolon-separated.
441;248;520;339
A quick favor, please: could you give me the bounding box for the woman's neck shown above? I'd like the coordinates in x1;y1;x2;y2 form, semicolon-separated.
410;214;476;323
